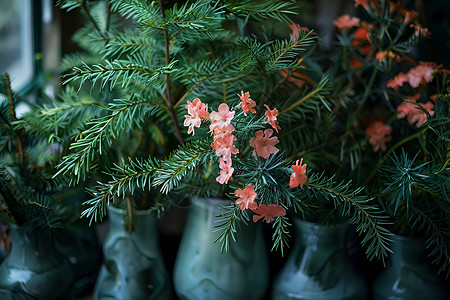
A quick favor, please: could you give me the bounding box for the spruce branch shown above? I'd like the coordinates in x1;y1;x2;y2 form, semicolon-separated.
305;173;392;261
62;60;175;92
86;156;159;206
55;98;161;181
213;203;249;253
153;140;214;194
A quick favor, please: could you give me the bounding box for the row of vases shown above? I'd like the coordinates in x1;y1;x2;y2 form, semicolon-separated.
0;197;448;299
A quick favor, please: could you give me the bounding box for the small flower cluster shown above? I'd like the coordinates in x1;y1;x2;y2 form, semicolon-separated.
184;91;312;223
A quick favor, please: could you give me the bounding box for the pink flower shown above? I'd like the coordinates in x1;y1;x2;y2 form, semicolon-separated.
264;105;281;133
288;24;314;42
365;121;392;152
289;158;308;188
387;73;408;89
406;62;439;88
400;9;418;24
186;98;210;120
216;157;234;184
212;124;235;139
238;91;256;116
234;185;258;210
184;115;202;135
184;98;210;135
210;103;235;132
249;129;279;159
354;0;370;9
252;204;286;223
211;132;239;160
397;98;435;127
334;15;360;30
410;22;431;38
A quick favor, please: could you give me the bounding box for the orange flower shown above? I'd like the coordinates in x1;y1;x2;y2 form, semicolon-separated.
375;50;400;63
350;57;364;69
234;185;258;210
238;91;256;116
264;105;280;133
289;158;308;188
365;121;392;152
252;204;286;223
249;129;279;159
334;15;360;30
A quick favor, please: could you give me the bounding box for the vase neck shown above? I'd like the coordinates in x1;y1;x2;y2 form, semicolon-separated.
294;219;348;248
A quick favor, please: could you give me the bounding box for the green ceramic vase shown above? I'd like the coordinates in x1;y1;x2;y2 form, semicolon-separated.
0;225;74;299
173;197;269;300
272;219;367;300
94;205;171;300
373;235;449;300
54;222;101;297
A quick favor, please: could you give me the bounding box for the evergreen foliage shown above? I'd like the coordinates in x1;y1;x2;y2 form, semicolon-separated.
47;0;441;263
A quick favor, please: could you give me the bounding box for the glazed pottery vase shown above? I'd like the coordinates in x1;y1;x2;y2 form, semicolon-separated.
373;235;449;300
94;205;171;300
272;218;367;300
173;197;269;300
0;225;74;299
54;221;101;297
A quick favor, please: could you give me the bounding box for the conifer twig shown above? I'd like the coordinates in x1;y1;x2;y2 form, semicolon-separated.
161;2;184;145
5;74;26;175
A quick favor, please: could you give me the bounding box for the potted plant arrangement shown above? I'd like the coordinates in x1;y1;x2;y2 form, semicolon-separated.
0;73;84;299
50;1;398;299
290;0;450;298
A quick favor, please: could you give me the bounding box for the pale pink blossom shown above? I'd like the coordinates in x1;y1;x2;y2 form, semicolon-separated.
354;0;370;9
186;98;210;120
216;157;234;184
410;22;431;38
211;132;239;160
234;185;258;210
365;121;392;152
387;73;408;89
184;98;210;135
264;105;281;133
249;129;279;159
210;103;235;132
238;91;256;116
212;124;235;139
289;158;308;188
397;98;434;127
252;204;286;223
334;15;360;30
406;62;439;88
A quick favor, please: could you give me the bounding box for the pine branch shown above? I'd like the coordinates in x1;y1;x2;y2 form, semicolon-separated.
153;140;215;194
227;0;297;23
305;173;392;261
63;59;175;92
213;203;249;253
271;215;291;255
55;98;163;181
82;156;160;224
